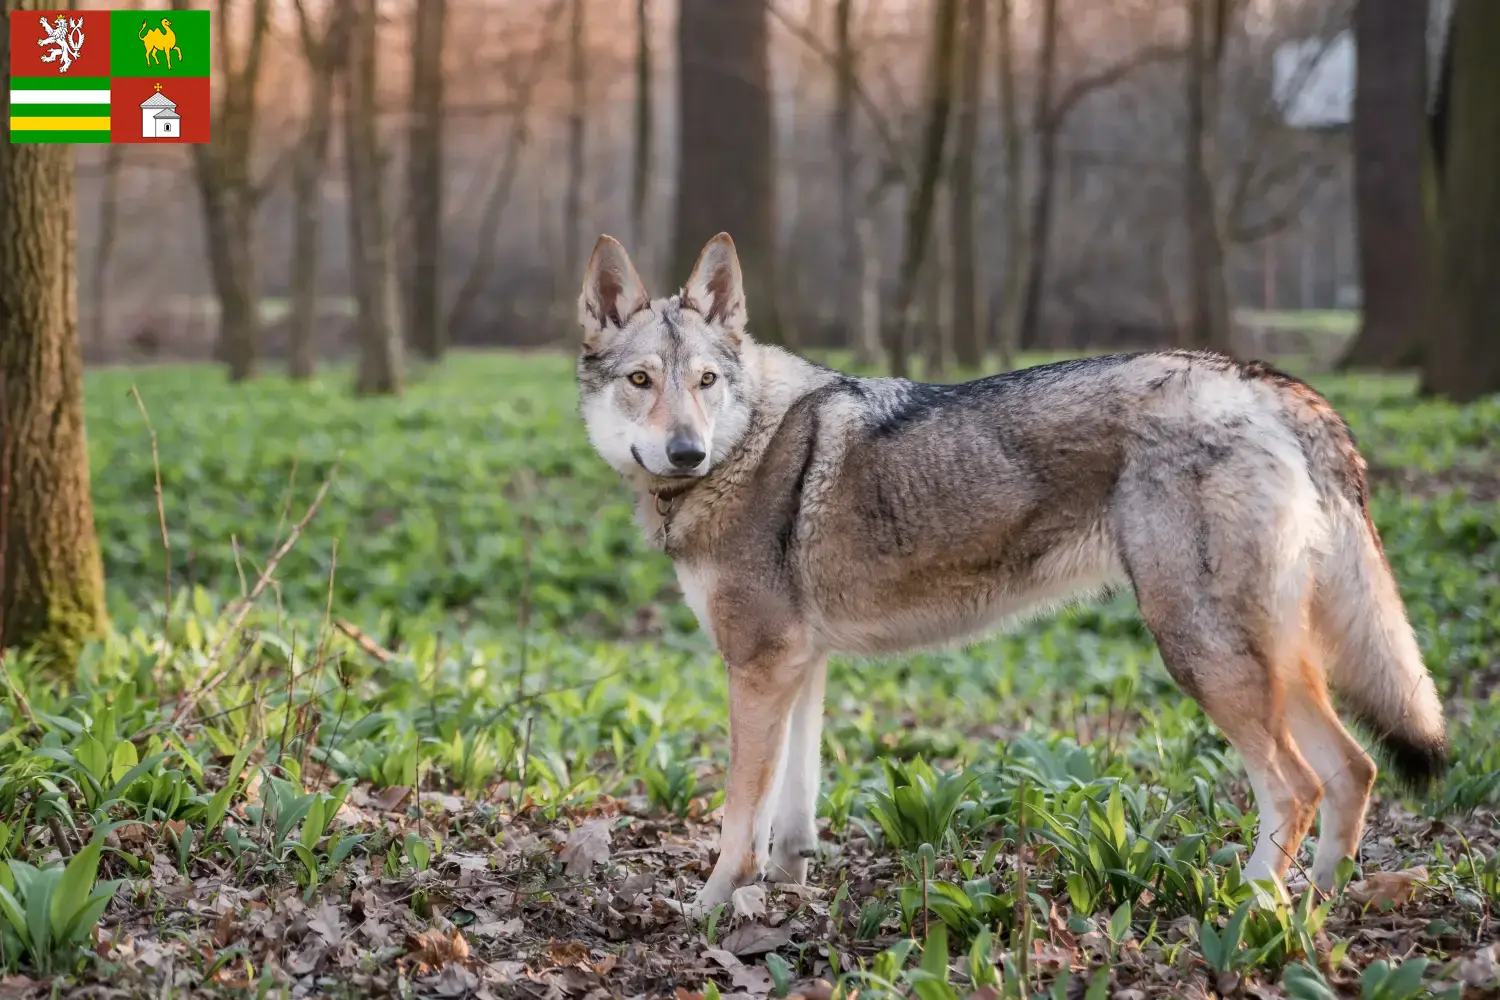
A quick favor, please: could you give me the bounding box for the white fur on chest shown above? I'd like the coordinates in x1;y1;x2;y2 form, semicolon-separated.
675;562;718;644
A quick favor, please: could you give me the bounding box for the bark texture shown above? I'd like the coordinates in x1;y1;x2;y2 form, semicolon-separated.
0;0;108;663
1420;0;1500;401
1342;0;1430;370
406;0;447;360
949;0;988;369
886;0;960;377
673;0;784;344
184;0;270;382
343;0;404;396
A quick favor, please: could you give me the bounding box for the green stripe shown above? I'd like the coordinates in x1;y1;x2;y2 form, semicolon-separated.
8;76;111;90
9;130;112;144
9;104;111;118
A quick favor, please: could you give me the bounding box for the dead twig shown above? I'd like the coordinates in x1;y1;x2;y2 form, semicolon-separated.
335;618;393;663
168;458;342;726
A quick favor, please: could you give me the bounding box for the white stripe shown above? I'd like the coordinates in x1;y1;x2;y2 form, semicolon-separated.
9;90;111;105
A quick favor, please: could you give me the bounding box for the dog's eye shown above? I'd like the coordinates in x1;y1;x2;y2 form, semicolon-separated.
628;372;650;388
700;372;717;387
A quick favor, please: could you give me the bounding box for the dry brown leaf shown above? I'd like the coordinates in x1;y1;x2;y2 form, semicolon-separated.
731;963;774;997
559;819;612;877
719;922;791;957
213;910;238;949
424;963;480;997
1347;866;1429;909
790;980;835;1000
308;897;346;945
732;884;768;920
408;927;471;968
371;785;412;811
547;938;592;968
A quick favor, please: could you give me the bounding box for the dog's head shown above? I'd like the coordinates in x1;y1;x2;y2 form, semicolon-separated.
576;233;753;487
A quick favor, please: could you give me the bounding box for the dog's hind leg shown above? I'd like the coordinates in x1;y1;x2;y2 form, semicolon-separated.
767;657;827;884
1115;460;1324;892
1284;652;1376;891
696;640;814;911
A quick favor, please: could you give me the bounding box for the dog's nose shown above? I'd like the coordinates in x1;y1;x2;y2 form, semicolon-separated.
665;435;706;469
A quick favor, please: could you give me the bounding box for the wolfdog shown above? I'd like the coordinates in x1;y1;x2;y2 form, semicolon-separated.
576;232;1448;913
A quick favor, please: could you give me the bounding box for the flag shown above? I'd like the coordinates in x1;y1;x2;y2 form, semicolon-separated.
9;8;210;144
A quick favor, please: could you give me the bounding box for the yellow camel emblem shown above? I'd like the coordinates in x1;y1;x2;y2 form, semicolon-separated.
138;18;182;69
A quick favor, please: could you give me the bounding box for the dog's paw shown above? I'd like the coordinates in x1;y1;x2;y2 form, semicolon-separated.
766;843;816;885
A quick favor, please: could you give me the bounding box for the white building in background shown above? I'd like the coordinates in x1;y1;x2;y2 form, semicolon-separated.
140;87;179;138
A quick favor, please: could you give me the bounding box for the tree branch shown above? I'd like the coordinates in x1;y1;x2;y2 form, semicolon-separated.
1046;42;1183;131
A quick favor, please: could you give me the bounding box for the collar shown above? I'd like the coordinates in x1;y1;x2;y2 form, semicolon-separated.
649;478;701;517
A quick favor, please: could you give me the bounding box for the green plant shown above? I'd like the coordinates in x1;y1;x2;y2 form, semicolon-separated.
0;830;121;975
866;757;977;851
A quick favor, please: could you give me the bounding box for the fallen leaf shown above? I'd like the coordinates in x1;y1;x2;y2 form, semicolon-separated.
1348;866;1429;909
424;962;480;997
558;819;612;877
473;917;524;938
547;939;592;968
308;898;346;945
720;922;791;957
731;963;774;997
732;884;767;920
790;980;834;1000
704;948;743;970
1459;943;1500;987
408;927;471;968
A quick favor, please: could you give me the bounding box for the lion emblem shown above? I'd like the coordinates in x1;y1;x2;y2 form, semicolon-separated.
37;14;86;74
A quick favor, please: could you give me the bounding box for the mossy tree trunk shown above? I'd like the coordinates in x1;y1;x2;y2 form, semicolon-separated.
0;0;109;664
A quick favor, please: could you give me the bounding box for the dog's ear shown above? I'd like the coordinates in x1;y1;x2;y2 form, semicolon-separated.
682;233;746;341
579;235;649;352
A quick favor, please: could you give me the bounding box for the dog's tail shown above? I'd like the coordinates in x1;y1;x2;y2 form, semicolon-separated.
1314;496;1449;793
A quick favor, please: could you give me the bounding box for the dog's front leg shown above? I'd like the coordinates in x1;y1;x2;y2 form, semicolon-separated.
767;657;827;884
696;651;810;911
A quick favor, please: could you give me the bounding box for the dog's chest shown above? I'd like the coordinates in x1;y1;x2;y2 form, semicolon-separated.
674;562;718;644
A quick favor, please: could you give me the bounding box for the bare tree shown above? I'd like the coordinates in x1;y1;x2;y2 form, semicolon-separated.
1341;0;1429;369
1016;0;1058;351
446;1;566;340
289;0;347;381
993;0;1025;369
1183;0;1232;352
1;0;108;663
886;0;961;377
631;0;653;255
89;145;122;359
949;0;988;369
184;0;271;382
407;0;448;361
1420;0;1500;400
832;0;871;364
674;0;785;344
561;0;587;323
343;0;403;395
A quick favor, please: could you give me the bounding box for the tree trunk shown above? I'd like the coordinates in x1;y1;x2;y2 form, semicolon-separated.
289;0;346;381
886;0;960;378
0;0;108;664
949;0;987;370
673;0;784;344
631;0;653;257
1420;0;1500;401
1183;0;1233;353
993;0;1024;369
89;144;122;360
833;0;869;364
1017;0;1057;352
344;0;403;395
561;0;587;327
406;0;447;361
1340;0;1430;370
184;0;270;383
856;215;883;368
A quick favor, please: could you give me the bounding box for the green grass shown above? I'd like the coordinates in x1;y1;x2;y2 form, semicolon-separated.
0;350;1496;996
